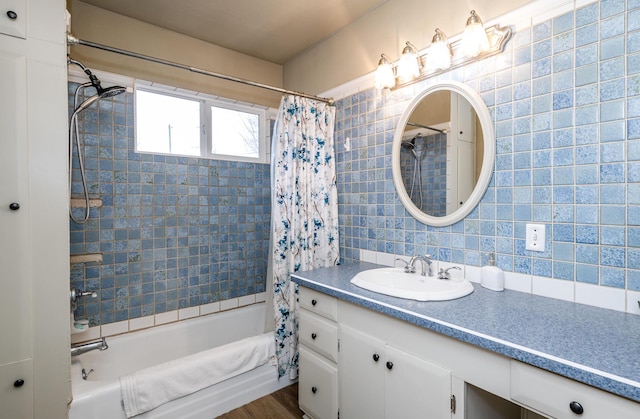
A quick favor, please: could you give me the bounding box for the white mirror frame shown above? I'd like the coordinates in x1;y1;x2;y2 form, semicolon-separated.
391;80;495;227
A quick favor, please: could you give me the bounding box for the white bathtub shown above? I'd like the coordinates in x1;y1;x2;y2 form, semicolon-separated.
69;303;294;419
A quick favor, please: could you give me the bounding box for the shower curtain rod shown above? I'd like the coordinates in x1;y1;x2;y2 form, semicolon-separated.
406;122;446;134
67;34;335;105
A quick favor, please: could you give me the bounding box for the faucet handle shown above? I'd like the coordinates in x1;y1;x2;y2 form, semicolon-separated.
395;258;415;273
70;288;97;305
437;266;461;280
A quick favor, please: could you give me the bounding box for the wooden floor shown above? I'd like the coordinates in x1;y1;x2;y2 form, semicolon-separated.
216;383;304;419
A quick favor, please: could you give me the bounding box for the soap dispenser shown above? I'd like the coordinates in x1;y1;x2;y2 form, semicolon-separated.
481;252;504;291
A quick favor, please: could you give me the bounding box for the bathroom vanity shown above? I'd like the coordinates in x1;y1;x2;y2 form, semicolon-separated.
293;262;640;419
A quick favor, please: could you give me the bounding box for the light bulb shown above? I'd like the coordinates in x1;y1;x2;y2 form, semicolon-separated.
429;29;451;70
397;42;421;82
461;10;490;58
375;54;395;89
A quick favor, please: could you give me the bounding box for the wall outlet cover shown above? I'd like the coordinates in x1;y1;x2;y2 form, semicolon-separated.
525;224;545;252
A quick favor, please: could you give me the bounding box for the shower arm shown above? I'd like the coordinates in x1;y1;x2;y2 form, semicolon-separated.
68;57;101;87
66;33;335;106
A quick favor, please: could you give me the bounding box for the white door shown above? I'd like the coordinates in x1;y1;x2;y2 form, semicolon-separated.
0;41;33;419
447;92;476;212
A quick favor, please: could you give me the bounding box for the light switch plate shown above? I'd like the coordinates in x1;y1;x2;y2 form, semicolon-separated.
526;224;545;252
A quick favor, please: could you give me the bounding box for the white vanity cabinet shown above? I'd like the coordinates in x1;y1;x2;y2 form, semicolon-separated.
298;287;339;419
297;284;640;419
339;324;452;419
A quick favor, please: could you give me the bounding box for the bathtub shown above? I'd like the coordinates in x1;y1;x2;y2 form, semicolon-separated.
69;303;294;419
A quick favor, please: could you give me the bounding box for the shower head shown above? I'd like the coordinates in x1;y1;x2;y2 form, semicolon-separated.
98;85;127;98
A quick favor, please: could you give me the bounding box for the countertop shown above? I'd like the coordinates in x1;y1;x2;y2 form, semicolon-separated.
291;262;640;403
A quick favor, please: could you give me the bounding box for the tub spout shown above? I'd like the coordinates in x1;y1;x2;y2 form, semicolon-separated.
71;337;108;357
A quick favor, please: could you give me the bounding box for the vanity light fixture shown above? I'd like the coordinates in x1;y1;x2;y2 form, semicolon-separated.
373;10;511;90
429;28;452;71
375;53;396;89
461;10;490;58
397;41;421;82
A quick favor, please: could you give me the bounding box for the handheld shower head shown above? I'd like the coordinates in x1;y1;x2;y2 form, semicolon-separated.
401;138;419;159
73;94;101;114
401;137;416;150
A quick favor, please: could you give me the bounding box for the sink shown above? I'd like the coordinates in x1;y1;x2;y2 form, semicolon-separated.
350;267;474;301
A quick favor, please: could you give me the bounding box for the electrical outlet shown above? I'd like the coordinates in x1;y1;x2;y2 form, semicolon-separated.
526;224;545;252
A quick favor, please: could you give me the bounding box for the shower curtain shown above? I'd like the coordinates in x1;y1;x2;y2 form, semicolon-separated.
269;94;340;379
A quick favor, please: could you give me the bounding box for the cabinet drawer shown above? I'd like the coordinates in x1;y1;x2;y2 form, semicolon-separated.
299;346;338;419
300;310;338;362
299;286;337;321
511;361;639;418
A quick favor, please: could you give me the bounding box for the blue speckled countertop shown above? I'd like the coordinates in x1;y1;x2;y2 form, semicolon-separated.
291;262;640;403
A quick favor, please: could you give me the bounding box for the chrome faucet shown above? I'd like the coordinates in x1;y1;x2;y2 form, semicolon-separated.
71;337;108;357
408;255;433;276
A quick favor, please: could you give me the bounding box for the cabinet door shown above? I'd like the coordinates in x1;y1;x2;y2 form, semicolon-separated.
299;346;338;419
0;45;31;367
339;324;385;419
0;359;33;418
385;344;452;418
0;0;26;38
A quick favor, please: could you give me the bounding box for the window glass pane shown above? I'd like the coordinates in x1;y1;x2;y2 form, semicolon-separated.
210;106;260;158
136;90;201;156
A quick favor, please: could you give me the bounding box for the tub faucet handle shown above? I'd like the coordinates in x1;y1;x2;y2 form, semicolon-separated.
70;287;97;305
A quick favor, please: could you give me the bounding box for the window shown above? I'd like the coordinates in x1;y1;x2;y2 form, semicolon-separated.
135;85;268;162
136;90;201;156
210;105;260;159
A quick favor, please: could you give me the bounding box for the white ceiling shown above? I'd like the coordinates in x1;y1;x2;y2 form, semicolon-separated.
79;0;387;64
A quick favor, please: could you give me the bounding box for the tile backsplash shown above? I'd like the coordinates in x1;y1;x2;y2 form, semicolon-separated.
334;0;640;311
68;84;270;326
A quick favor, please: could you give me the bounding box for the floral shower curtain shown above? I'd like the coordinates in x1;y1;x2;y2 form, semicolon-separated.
270;94;340;379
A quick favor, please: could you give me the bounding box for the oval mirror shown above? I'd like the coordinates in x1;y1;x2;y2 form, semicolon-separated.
392;81;495;227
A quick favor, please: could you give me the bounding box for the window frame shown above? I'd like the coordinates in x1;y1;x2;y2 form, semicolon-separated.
134;83;270;163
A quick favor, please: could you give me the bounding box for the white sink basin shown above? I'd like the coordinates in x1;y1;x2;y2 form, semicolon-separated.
350;267;474;301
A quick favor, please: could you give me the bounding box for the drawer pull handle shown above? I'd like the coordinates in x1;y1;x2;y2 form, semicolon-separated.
311;386;317;394
311;299;317;306
7;10;17;20
386;361;393;370
9;202;20;210
569;401;584;414
311;333;317;340
372;353;380;362
13;379;24;388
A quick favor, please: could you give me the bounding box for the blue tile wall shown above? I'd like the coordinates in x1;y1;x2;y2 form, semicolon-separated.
68;83;270;326
335;0;640;292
